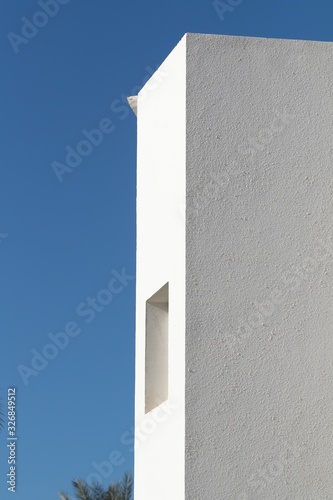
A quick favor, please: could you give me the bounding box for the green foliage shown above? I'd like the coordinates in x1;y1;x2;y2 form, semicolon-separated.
104;473;133;500
59;473;133;500
59;494;71;500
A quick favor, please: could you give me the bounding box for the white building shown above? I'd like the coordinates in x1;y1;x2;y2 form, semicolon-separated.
133;33;333;499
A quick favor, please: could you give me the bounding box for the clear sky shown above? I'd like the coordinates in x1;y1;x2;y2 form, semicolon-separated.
1;0;333;498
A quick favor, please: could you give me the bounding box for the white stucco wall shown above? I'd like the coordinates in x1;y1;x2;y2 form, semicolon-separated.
135;33;333;499
186;33;333;499
134;36;186;499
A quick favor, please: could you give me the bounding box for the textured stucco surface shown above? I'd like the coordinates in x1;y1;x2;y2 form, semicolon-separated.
135;33;333;499
186;33;333;500
134;36;186;499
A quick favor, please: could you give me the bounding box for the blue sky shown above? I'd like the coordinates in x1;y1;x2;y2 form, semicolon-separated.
1;0;333;498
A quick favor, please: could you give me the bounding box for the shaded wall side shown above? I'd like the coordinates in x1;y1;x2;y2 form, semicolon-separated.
135;36;186;500
185;33;333;499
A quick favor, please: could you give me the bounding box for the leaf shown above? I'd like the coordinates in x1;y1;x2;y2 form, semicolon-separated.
72;479;91;500
90;482;105;500
121;473;133;500
59;492;71;500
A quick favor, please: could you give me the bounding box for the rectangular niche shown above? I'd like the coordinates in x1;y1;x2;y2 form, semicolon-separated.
145;282;169;413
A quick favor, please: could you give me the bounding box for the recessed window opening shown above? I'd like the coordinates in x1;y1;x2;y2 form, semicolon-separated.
145;282;169;413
